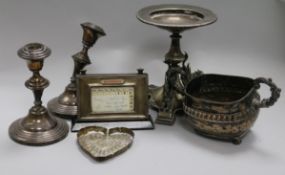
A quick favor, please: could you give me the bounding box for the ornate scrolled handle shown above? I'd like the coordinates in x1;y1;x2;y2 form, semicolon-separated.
254;77;281;108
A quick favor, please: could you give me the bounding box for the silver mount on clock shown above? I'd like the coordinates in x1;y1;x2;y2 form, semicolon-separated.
71;69;154;131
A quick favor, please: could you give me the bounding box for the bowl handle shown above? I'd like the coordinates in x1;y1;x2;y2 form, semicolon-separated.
254;77;281;108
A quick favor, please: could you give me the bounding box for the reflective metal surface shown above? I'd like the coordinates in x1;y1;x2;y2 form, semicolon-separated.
137;4;217;32
48;22;105;118
9;43;69;146
72;69;154;131
183;74;281;144
137;4;216;125
77;126;134;161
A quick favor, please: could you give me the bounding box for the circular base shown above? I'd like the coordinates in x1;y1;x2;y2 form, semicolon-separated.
9;117;69;146
137;4;217;32
47;97;77;119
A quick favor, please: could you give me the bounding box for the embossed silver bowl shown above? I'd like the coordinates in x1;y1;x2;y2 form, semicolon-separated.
183;74;281;144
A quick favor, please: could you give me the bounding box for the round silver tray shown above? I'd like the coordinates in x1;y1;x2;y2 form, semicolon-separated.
137;4;217;32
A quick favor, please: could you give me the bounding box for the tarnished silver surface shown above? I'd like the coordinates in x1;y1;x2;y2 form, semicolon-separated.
9;43;69;146
9;114;69;146
77;126;134;161
137;4;217;32
183;74;281;144
137;4;215;125
72;71;154;131
48;97;78;117
47;22;105;119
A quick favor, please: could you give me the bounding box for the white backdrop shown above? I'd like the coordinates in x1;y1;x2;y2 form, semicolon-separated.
0;0;285;175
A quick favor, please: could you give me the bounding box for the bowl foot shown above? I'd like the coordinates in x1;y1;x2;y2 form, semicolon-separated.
193;129;248;145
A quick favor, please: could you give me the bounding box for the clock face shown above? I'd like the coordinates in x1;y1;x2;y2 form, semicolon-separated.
90;86;135;114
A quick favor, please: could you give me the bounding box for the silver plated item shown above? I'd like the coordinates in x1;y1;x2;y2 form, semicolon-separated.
48;22;105;119
9;43;69;145
137;4;217;125
72;69;154;131
77;126;134;161
183;74;281;144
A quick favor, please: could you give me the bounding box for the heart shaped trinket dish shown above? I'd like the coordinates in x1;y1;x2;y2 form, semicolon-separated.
77;126;134;161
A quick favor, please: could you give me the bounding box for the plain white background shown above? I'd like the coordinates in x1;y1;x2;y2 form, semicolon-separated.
0;0;285;174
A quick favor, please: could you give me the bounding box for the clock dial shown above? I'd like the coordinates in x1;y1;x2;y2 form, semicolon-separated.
91;86;135;113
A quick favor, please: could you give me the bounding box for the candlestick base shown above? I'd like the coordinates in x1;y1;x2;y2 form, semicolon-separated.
9;112;69;146
48;84;78;118
48;97;77;117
